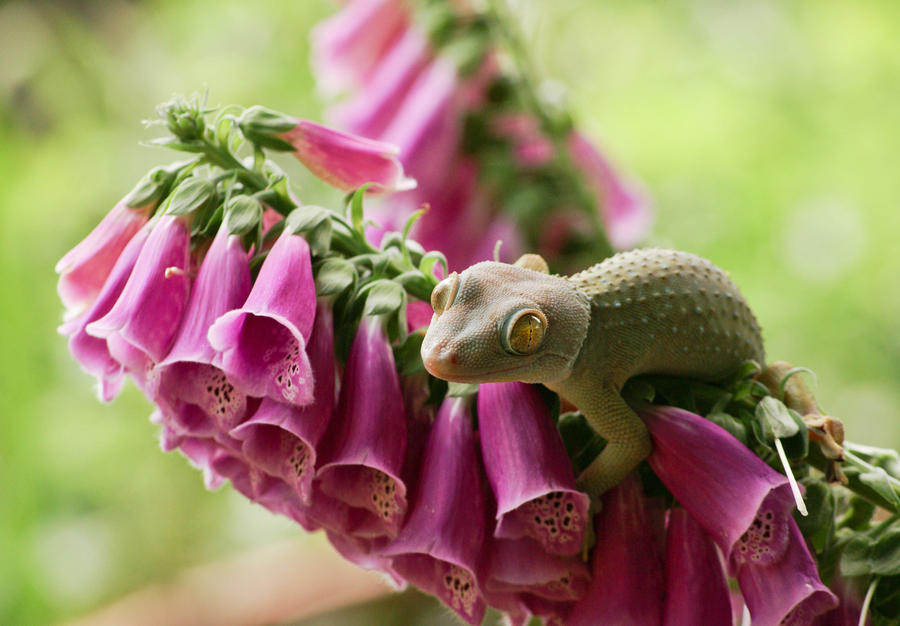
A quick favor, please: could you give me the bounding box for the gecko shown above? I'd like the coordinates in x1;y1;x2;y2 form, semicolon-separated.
420;248;844;500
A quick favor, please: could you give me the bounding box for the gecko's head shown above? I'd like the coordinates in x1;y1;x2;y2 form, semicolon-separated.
421;254;591;385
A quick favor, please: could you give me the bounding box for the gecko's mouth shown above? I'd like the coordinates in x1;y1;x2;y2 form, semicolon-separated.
422;354;534;384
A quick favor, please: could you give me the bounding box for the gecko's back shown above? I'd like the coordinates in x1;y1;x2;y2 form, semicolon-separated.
566;248;764;387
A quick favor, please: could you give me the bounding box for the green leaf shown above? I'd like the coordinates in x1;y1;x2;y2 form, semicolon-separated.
394;331;426;376
224;196;262;235
841;526;900;578
841;533;875;577
796;478;835;553
164;177;216;216
756;396;799;439
859;467;900;512
315;258;357;296
362;279;406;317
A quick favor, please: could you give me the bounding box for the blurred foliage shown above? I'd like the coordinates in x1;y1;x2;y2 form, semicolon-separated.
0;0;897;623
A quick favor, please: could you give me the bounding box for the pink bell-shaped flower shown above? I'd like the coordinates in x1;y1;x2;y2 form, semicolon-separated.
381;397;488;625
315;317;408;539
207;230;316;406
477;382;590;556
86;214;191;363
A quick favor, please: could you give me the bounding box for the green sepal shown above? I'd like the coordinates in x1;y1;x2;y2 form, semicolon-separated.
195;204;224;239
347;184;373;234
756;396;798;439
393;270;434;296
419;250;448;280
314;258;357;297
394;331;426;376
123;165;179;209
286;206;333;258
224;195;262;236
361;279;406;317
163;177;216;217
706;411;749;445
781;409;809;459
236;105;297;152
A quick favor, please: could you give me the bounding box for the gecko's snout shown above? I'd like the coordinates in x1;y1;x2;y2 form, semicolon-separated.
420;335;459;380
422;341;457;378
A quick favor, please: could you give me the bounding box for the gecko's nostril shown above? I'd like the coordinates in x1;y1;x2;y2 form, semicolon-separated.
421;339;457;377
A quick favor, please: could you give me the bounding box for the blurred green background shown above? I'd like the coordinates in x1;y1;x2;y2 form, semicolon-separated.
1;0;898;623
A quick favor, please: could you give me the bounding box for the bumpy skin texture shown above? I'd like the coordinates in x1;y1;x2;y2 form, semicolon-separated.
421;248;765;498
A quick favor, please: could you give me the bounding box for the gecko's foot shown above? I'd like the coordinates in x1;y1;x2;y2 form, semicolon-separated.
580;499;601;562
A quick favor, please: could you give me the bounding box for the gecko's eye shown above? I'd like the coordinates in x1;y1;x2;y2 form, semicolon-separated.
501;309;547;355
430;272;459;315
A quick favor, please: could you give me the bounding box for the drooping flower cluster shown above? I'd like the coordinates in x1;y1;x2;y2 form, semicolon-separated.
313;0;651;271
57;1;900;618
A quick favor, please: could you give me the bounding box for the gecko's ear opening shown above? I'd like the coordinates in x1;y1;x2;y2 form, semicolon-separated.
513;254;550;274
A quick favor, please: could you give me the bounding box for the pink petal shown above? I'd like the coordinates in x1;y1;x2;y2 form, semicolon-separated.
663;509;732;626
86;214;191;363
567;474;666;626
56;200;150;314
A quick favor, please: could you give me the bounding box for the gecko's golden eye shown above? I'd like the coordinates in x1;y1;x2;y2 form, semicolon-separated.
430;272;459;315
501;309;547;355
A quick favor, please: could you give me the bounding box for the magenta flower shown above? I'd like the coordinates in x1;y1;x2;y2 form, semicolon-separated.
56;200;151;315
154;225;252;432
207;230;316;406
230;303;336;504
813;575;871;626
315;317;407;539
281;119;415;194
477;382;590;556
329;25;431;140
567;474;666;626
568;131;652;250
86;214;191;363
381;397;488;625
485;537;589;603
663;508;732;626
639;405;796;571
640;405;838;623
738;521;838;625
59;225;150;401
311;0;408;97
378;56;460;196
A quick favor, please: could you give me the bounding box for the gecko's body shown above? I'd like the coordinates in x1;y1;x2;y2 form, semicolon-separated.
421;248;766;497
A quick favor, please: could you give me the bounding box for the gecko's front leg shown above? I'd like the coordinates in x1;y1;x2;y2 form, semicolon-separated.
566;382;652;498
